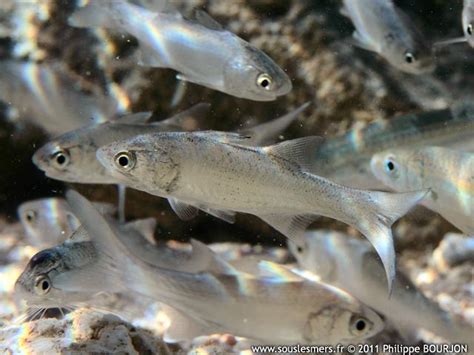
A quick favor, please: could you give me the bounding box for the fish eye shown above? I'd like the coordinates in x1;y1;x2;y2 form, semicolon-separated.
384;156;399;178
257;73;273;90
404;52;415;64
467;24;473;36
34;275;51;295
114;151;136;171
52;150;70;169
24;210;37;223
349;316;370;335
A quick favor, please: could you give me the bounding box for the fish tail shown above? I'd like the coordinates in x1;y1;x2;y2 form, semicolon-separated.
355;189;428;295
69;0;118;29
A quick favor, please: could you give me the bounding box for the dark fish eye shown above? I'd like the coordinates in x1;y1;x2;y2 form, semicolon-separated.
349;315;370;335
405;52;415;64
467;24;473;36
114;151;136;171
34;275;51;295
52;149;70;169
257;73;273;90
297;246;303;253
386;161;395;171
25;210;37;223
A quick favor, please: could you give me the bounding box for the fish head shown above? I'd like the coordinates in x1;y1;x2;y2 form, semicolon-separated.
96;134;180;194
304;298;384;343
370;150;421;191
17;198;77;247
223;43;292;101
14;246;94;309
385;42;436;74
32;127;111;184
463;3;474;47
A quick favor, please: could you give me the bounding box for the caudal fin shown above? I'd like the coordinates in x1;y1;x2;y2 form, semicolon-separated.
356;189;428;296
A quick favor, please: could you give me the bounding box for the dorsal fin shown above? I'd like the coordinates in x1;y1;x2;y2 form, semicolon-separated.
258;261;303;282
114;112;153;124
262;137;324;171
241;102;311;146
157;103;210;131
193;10;224;31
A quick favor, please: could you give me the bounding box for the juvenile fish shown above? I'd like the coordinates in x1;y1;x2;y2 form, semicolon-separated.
309;106;474;189
43;191;383;345
0;61;124;135
17;197;115;247
289;230;474;346
69;0;291;101
32;103;306;185
371;146;474;235
341;0;435;74
96;131;427;292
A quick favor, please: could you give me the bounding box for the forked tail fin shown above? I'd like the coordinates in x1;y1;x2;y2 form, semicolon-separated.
357;189;428;296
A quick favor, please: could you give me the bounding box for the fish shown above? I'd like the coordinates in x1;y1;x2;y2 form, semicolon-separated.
289;230;474;346
43;190;383;345
32;104;209;185
340;0;435;74
32;103;307;221
370;146;474;235
96;131;427;293
308;106;474;189
68;0;292;101
17;197;116;248
32;103;307;185
0;61;125;135
434;0;474;48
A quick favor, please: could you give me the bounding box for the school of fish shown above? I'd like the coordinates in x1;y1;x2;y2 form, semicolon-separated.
0;0;472;350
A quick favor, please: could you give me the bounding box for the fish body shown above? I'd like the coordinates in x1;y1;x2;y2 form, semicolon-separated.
96;131;427;292
341;0;435;74
311;107;474;189
69;0;291;101
289;230;474;345
32;103;306;184
0;61;122;135
41;191;383;345
371;146;474;235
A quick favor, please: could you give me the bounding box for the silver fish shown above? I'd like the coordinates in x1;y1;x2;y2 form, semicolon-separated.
43;190;383;345
289;230;474;345
18;198;78;248
0;61;125;135
370;146;474;235
309;106;474;189
341;0;435;74
17;197;116;247
32;104;209;184
32;103;307;185
69;0;292;101
96;131;427;292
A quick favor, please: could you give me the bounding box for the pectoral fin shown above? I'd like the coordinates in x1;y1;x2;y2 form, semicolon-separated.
168;198;199;220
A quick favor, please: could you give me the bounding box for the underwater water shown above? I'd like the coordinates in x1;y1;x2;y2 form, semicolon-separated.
0;0;473;353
